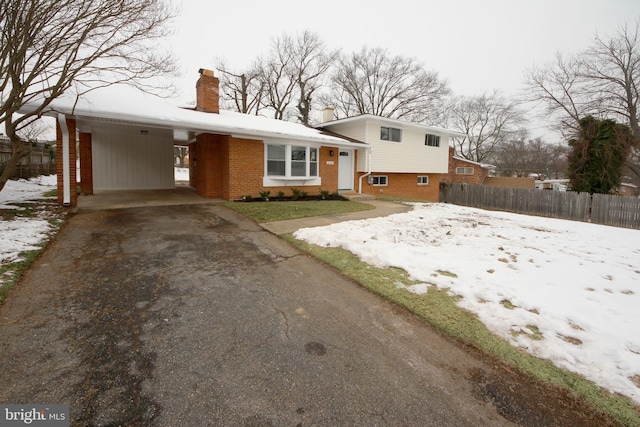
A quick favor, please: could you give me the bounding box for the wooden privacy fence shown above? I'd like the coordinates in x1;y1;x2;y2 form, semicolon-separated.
0;141;55;179
440;183;640;230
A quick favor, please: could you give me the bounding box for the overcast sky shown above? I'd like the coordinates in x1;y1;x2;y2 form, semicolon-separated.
168;0;639;139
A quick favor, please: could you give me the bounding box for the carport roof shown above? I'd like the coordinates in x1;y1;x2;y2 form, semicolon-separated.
21;85;368;147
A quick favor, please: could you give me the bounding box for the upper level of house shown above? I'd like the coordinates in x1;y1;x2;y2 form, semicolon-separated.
316;108;465;174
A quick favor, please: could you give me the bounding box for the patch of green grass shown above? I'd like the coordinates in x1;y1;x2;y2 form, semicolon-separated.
283;236;640;427
1;203;37;220
0;204;66;305
221;200;375;223
436;269;458;278
376;195;433;204
501;299;516;310
0;249;42;305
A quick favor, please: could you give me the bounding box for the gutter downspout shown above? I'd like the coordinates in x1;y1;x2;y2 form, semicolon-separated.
358;146;372;194
58;113;71;206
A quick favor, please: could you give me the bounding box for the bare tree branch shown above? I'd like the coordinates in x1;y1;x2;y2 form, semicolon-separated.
448;90;525;163
0;0;177;191
323;46;450;125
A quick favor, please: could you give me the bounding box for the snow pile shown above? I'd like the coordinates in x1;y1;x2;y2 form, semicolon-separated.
0;175;57;263
0;175;57;209
294;203;640;404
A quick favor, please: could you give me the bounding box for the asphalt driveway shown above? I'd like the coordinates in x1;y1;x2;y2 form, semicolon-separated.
0;201;594;426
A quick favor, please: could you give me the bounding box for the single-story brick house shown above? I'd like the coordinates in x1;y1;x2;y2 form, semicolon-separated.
316;110;465;200
21;68;465;206
20;69;368;206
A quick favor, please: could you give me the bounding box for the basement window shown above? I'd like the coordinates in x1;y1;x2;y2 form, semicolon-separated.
372;175;388;186
417;176;429;185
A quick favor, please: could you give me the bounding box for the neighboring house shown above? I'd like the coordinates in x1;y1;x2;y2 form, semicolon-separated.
441;147;494;185
19;69;367;206
618;182;639;197
536;179;639;196
536;179;569;191
316;109;465;201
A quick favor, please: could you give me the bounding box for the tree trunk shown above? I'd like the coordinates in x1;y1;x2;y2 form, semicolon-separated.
0;137;30;192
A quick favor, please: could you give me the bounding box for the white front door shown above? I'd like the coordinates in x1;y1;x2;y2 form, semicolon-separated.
338;149;353;190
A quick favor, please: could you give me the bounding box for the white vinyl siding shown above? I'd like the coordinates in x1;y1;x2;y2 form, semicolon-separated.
92;125;175;191
321;117;451;174
367;125;449;173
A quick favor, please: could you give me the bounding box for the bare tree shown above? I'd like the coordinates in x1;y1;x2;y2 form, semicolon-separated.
491;134;568;178
290;31;335;124
448;91;524;163
523;53;596;139
259;35;297;120
524;19;640;181
217;60;265;115
0;0;176;192
323;46;450;124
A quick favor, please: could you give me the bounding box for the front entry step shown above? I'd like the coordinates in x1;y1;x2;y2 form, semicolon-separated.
339;192;376;201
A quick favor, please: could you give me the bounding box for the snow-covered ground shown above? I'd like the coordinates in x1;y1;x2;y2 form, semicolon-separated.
175;167;189;181
294;203;640;405
0;175;58;264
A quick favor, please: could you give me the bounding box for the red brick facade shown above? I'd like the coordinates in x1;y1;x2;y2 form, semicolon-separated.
78;132;93;195
189;134;341;200
441;147;489;185
55;117;77;206
358;172;441;201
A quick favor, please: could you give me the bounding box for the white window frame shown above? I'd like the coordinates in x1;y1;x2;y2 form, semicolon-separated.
263;142;321;187
417;175;429;185
372;175;388;186
380;126;402;142
456;166;475;175
425;134;440;147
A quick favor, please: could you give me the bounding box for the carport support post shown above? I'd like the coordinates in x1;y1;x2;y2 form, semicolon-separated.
56;114;78;207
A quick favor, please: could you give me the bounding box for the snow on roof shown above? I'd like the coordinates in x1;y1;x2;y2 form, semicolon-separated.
20;85;367;147
317;113;466;138
452;156;495;169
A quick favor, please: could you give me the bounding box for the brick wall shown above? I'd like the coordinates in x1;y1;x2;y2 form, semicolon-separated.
189;136;342;200
227;138;262;199
55;117;77;206
190;133;228;198
358;172;441;201
441;147;488;185
78;132;93;195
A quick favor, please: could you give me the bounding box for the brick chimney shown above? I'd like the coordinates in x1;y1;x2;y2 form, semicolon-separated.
196;68;220;113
